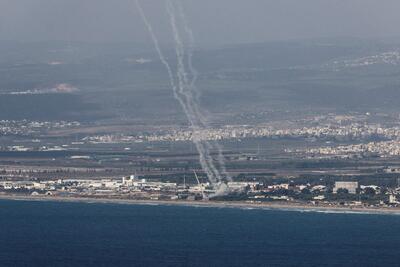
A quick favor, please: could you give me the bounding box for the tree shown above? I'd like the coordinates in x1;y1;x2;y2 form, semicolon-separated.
336;188;349;195
364;187;376;196
301;188;311;195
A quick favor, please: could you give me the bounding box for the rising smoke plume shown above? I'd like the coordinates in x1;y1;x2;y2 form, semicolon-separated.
135;0;231;195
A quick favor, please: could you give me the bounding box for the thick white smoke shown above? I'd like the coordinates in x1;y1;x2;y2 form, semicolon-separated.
135;0;231;194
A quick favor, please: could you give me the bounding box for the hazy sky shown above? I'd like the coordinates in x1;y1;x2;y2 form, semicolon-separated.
0;0;400;45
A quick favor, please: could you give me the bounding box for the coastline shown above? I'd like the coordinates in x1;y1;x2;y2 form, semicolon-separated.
1;194;400;215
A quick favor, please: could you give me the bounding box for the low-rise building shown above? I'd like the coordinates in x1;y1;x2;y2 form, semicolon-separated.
313;195;325;200
389;194;398;204
333;181;359;194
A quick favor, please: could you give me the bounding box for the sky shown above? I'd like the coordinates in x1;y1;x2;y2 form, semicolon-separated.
0;0;400;46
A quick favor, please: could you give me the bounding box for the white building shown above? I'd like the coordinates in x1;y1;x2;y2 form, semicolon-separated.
122;175;136;186
389;194;398;204
227;182;250;191
268;183;290;190
311;185;326;192
333;181;359;194
313;195;326;200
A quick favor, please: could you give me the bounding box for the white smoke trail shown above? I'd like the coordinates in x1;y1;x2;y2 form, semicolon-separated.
164;0;224;184
134;0;215;183
172;1;232;182
174;2;200;102
135;0;221;185
135;0;231;192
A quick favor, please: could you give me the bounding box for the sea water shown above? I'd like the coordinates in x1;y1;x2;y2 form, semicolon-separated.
0;199;399;267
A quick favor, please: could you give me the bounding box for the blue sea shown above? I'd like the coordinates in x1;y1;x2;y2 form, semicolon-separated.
0;200;400;267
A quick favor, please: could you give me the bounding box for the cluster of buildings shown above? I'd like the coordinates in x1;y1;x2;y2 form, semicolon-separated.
0;120;80;136
84;123;400;144
327;50;400;70
306;140;400;158
0;175;260;201
1;176;400;207
248;181;400;206
4;145;69;152
5;116;400;159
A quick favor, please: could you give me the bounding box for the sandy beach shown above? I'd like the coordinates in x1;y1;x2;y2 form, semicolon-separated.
1;194;400;215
